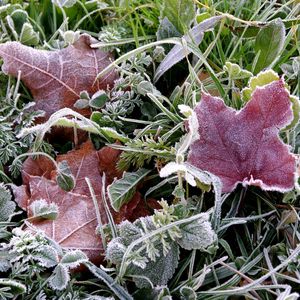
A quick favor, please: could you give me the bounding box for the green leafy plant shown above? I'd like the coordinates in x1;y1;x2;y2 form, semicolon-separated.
0;0;300;299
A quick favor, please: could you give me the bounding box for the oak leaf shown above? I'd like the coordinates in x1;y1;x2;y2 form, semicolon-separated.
0;34;117;119
13;141;155;263
187;79;296;193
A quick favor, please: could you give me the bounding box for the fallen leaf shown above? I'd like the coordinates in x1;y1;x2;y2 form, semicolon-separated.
187;79;296;193
22;156;55;185
0;34;117;119
13;141;156;263
97;144;123;184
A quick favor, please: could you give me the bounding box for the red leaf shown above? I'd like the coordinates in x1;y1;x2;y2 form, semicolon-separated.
13;141;155;263
187;79;296;193
0;34;117;119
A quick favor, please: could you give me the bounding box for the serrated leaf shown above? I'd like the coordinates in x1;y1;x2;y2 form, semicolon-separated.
105;237;127;265
154;16;222;82
108;168;151;211
177;213;216;250
49;264;70;291
33;245;59;268
60;250;88;269
0;183;16;222
131;242;179;288
0;279;26;295
254;18;285;74
29;199;58;220
161;0;195;34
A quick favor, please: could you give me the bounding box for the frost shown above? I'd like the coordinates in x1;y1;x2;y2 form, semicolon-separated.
132;242;179;288
0;183;16;222
49;264;70;291
187;79;297;193
33;245;59;268
177;213;217;250
29;199;58;220
60;250;88;268
106;216;179;288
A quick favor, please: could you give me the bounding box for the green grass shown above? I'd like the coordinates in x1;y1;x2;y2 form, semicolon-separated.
0;0;299;299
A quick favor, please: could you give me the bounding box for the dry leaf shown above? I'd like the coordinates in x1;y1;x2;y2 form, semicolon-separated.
97;143;123;184
13;141;156;263
188;79;296;193
0;34;117;119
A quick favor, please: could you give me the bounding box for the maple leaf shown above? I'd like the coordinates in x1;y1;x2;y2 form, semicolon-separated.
187;79;296;193
12;141;156;263
0;34;117;119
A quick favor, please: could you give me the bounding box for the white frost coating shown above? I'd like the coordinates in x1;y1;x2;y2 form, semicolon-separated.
160;162;187;177
178;104;193;117
177;105;199;156
159;162;196;186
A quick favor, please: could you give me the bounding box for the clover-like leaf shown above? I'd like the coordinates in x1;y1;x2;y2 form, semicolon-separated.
0;34;117;119
187;79;296;193
131;242;179;288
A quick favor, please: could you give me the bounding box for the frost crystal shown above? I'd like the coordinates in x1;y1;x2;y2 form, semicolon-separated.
188;79;296;193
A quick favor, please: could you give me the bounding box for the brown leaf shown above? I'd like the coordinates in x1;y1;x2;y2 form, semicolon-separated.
28;176;104;264
14;141;156;263
97;144;123;184
0;34;117;119
22;156;55;185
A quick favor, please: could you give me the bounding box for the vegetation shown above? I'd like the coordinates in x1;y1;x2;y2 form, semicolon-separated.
0;0;299;299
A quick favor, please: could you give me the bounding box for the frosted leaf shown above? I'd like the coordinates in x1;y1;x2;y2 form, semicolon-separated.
160;162;196;186
160;162;188;177
49;264;70;291
130;242;179;288
108;168;151;211
0;183;16;222
33;245;59;268
180;286;197;300
52;0;76;8
29;199;58;220
60;250;88;269
187;79;296;193
118;220;141;245
177;213;216;250
0;279;26;296
0;34;117;120
106;237;127;265
178;104;193;117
